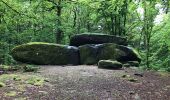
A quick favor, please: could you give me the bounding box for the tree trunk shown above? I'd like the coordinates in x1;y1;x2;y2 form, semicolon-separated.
73;7;77;28
56;0;62;44
111;16;114;34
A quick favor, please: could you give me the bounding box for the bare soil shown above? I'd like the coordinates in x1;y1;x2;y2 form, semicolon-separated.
0;65;170;100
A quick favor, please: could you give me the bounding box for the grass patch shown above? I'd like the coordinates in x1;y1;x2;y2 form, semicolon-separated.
122;74;138;82
26;76;44;86
0;64;39;73
0;74;18;82
0;65;20;71
23;65;39;72
0;82;5;87
5;91;17;97
128;78;138;82
122;74;130;78
158;71;170;77
0;74;45;87
13;76;22;81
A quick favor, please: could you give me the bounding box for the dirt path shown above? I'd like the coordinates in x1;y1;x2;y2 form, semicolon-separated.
0;65;170;100
38;65;170;100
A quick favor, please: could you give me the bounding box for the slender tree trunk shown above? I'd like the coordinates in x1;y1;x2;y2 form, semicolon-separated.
123;0;128;35
73;7;77;28
165;0;169;14
111;16;114;34
118;15;121;35
114;15;117;35
86;13;90;32
56;0;62;43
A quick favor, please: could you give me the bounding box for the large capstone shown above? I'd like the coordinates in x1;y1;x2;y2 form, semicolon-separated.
11;42;79;65
79;43;141;65
70;33;127;46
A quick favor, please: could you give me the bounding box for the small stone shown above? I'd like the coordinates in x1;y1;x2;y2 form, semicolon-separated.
0;70;4;75
123;63;131;67
129;91;135;95
39;91;48;94
133;93;141;100
128;78;138;82
122;74;130;78
44;79;50;82
134;73;144;77
98;60;122;69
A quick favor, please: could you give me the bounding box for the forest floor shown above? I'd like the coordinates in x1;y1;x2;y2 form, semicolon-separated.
0;65;170;100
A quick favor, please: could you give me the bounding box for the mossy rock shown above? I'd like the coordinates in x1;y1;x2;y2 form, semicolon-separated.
98;60;122;69
79;43;141;65
97;43;116;60
11;42;79;65
123;63;130;68
116;45;141;63
79;44;98;65
124;61;140;67
70;33;127;46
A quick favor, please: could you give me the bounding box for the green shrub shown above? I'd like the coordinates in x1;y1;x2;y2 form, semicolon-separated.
166;67;170;72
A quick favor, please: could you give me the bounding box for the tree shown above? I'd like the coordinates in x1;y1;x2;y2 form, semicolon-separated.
142;0;158;68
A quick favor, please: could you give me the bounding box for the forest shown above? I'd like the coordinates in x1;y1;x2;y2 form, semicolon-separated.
0;0;170;71
0;0;170;99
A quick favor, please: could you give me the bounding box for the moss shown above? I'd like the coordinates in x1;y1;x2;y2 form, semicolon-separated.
158;72;170;77
26;76;45;86
0;65;20;71
70;33;127;46
0;82;5;87
5;91;17;97
128;78;138;82
79;44;97;65
123;61;140;67
84;57;97;65
166;67;170;72
122;74;138;82
97;43;117;60
123;63;131;67
0;74;18;82
11;42;78;65
23;65;39;72
0;65;11;71
0;74;45;87
13;76;21;81
122;74;130;78
79;43;140;65
116;45;142;63
98;60;122;69
131;48;142;61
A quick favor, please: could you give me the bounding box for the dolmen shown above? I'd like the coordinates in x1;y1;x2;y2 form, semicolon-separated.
11;33;141;69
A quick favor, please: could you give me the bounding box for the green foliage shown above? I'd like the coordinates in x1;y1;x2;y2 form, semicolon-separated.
147;14;170;72
5;91;17;97
0;0;169;72
23;65;39;72
26;76;44;86
0;82;6;87
0;65;19;71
